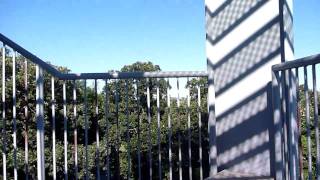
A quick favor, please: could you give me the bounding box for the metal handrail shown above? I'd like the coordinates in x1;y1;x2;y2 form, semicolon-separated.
271;53;320;180
0;33;211;180
272;53;320;71
62;71;208;80
0;33;208;80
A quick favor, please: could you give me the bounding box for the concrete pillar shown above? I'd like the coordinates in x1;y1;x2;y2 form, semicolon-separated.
205;0;293;178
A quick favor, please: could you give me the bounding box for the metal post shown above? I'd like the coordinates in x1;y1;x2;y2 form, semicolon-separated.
13;51;17;180
288;69;299;180
84;80;89;180
2;44;7;180
296;67;304;180
36;65;45;180
167;78;172;180
304;66;312;180
313;64;320;180
125;80;131;179
281;70;289;179
105;79;110;180
177;78;182;180
146;78;152;180
24;59;29;180
272;70;284;180
63;81;68;180
197;80;203;180
135;80;142;180
115;80;120;180
187;78;192;180
51;77;56;180
95;80;100;180
156;78;162;180
73;80;78;180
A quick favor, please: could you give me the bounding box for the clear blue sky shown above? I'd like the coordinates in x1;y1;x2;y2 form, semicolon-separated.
0;0;319;73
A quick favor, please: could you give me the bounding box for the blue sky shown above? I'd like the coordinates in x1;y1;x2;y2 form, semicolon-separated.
0;0;319;73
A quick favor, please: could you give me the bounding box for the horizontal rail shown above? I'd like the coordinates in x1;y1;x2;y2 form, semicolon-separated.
0;33;62;77
0;33;208;80
61;71;208;80
272;53;320;71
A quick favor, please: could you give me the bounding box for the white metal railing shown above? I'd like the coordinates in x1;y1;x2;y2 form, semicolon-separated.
0;33;211;180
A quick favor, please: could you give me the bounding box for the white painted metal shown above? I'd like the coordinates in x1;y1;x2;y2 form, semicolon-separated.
36;65;45;180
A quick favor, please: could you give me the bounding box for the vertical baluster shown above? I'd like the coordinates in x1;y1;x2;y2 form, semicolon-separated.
135;80;141;180
288;70;299;180
2;44;7;180
278;71;286;179
167;78;172;180
105;79;110;180
146;78;152;180
12;51;17;180
187;78;192;180
63;81;68;180
313;64;320;180
73;80;78;180
51;77;56;180
197;80;203;180
156;78;162;180
177;78;182;180
273;70;284;179
304;66;312;180
295;68;304;180
36;65;45;180
286;69;292;180
84;80;89;180
115;80;120;180
24;59;29;180
95;80;101;180
281;70;289;179
125;80;131;179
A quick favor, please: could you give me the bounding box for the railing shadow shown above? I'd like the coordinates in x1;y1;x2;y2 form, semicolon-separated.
205;0;293;178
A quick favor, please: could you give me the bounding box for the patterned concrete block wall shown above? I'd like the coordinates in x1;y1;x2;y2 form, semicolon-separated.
205;0;293;177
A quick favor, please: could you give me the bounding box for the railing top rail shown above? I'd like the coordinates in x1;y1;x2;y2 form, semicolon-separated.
272;53;320;72
62;71;208;80
0;33;208;80
0;33;62;77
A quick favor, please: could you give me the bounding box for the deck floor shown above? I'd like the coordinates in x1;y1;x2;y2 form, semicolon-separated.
206;170;274;180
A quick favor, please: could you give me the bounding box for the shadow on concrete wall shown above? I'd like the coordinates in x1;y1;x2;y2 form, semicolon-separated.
206;0;292;177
